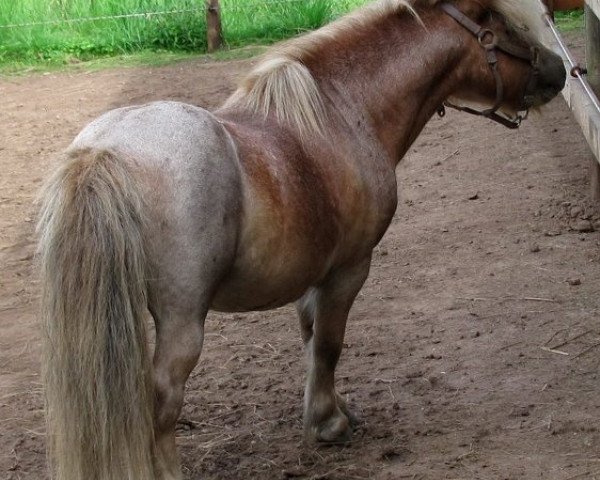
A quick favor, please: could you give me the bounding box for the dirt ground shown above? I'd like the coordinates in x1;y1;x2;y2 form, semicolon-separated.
1;34;600;479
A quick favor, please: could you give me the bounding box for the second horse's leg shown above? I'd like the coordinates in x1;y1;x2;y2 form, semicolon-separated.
298;257;371;444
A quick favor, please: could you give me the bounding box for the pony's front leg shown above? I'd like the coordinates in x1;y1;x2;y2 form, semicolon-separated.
297;257;371;444
152;307;207;480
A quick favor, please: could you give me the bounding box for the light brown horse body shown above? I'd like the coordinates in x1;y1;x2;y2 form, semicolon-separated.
38;1;565;478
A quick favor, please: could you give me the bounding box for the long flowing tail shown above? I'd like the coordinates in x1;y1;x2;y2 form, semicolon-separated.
38;149;156;479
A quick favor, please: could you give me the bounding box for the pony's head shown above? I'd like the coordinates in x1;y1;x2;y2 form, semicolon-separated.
442;0;566;123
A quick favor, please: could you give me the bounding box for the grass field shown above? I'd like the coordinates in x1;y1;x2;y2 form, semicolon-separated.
0;0;365;69
0;2;584;73
555;8;585;31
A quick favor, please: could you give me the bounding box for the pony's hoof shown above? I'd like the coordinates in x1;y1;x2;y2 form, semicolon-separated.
343;408;360;429
336;394;360;428
311;413;353;445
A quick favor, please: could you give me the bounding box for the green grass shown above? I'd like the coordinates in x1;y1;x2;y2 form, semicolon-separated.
0;0;367;72
221;0;363;47
555;8;584;32
0;0;209;66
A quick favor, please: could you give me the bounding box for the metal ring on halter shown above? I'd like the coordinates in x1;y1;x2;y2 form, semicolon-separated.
478;29;498;48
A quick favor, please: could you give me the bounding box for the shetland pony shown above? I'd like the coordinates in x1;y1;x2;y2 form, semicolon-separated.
38;1;565;478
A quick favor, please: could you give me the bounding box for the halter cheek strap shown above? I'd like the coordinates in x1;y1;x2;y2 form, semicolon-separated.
437;2;540;129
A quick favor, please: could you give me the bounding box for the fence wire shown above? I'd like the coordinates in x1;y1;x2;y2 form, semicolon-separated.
0;0;317;29
0;9;204;29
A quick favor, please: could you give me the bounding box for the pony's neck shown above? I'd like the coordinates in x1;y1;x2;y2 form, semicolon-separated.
307;8;465;165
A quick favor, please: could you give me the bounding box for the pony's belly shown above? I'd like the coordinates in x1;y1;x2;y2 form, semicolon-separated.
210;285;301;312
210;258;327;312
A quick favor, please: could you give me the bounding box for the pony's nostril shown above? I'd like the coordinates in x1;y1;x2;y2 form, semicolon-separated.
527;55;565;107
544;55;567;93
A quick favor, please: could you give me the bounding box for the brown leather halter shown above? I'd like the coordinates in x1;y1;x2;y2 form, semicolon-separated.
437;2;541;129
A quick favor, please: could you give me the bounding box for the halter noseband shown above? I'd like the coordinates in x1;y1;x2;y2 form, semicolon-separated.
437;2;541;129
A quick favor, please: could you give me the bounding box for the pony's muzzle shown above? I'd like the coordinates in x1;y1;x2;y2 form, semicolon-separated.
529;49;566;107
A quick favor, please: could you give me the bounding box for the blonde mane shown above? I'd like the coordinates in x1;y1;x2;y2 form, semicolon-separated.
222;0;548;139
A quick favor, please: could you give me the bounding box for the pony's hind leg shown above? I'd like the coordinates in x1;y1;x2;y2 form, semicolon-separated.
297;257;371;444
297;288;317;345
151;304;208;480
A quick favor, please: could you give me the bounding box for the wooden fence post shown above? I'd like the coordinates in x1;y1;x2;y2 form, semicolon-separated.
206;0;223;53
585;2;600;201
